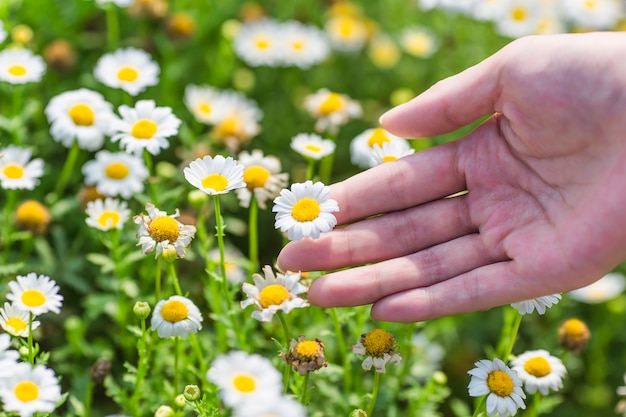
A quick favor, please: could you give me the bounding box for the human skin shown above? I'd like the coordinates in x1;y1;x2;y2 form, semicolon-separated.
277;32;626;322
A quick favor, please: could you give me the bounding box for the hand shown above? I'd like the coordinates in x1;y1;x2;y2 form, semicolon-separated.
277;32;626;322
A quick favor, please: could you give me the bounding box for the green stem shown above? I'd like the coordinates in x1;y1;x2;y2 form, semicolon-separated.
28;312;34;365
248;195;259;275
496;308;523;361
54;142;81;199
189;333;207;375
155;257;162;302
330;308;351;392
212;196;230;307
174;337;180;395
300;372;310;405
471;395;487;417
277;312;291;393
530;392;541;417
11;85;24;145
306;159;316;181
130;317;149;415
84;377;94;417
1;189;18;263
105;3;119;51
169;262;183;296
366;372;381;417
143;150;159;205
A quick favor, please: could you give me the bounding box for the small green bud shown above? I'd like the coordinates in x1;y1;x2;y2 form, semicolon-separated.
183;384;201;401
188;189;208;206
349;409;367;417
133;301;151;320
155;161;177;179
161;246;178;263
154;405;174;417
18;346;29;357
433;370;447;385
174;394;186;408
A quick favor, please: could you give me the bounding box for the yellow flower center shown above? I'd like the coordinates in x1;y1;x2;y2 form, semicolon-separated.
304;144;322;153
21;289;46;308
196;102;211;115
361;329;395;357
68;103;95;126
561;318;586;337
98;211;121;228
524;356;551;378
367;128;391;148
131;119;158;139
404;33;434;57
117;66;139;82
105;162;130;180
6;317;27;334
291;40;305;51
214;116;239;137
254;37;270;50
160;299;189;323
584;0;596;9
319;92;344;115
2;163;25;179
382;155;398;162
15;201;48;225
337;17;357;38
8;65;27;76
511;7;527;21
259;284;290;308
295;340;321;360
291;197;321;222
487;370;515;397
233;374;256;393
148;216;180;242
14;381;39;402
201;173;229;191
243;165;270;190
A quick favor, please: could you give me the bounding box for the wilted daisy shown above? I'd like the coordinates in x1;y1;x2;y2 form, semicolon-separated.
371;141;415;166
353;329;402;373
350;127;410;169
467;358;526;417
210;92;262;151
290;133;336;161
93;47;159;95
0;145;44;190
280;21;330;68
82;150;149;199
85;198;131;231
303;88;362;133
0;48;45;84
44;88;115;151
281;335;328;376
510;349;567;395
6;273;63;316
233;396;308;417
233;18;283;67
562;0;623;30
324;15;369;52
0;333;19;366
236;149;289;209
151;295;203;338
273;180;339;240
111;100;182;156
568;272;626;304
400;27;438;58
510;293;562;315
183;84;222;125
0;302;40;338
0;362;62;417
241;265;309;322
558;318;591;354
184;154;246;196
15;200;51;235
206;350;283;407
134;203;196;259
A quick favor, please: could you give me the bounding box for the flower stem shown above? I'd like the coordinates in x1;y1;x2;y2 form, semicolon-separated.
130;317;149;415
54;142;80;199
28;312;34;365
169;262;183;296
155;256;162;302
496;308;523;361
105;3;119;51
248;195;259;275
366;372;381;417
174;336;180;395
189;333;207;375
277;312;292;393
84;377;94;417
306;159;316;181
300;372;310;405
212;196;229;305
471;395;487;417
330;308;351;392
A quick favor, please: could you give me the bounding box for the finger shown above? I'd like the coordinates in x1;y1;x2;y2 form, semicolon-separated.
278;194;475;272
307;233;506;308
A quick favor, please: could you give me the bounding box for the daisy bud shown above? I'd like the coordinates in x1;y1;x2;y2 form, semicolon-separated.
133;301;151;320
15;200;51;235
43;39;77;73
183;384;201;401
11;24;33;44
174;394;186;408
349;409;367;417
558;318;591;354
154;405;174;417
19;345;29;357
161;246;178;263
187;189;208;206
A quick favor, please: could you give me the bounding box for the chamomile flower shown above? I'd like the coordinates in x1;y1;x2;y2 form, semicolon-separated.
367;34;401;69
210;92;262;151
353;329;402;373
241;265;309;322
324;15;369;52
111;100;182;156
280;335;328;376
561;0;622;30
0;302;40;338
0;145;44;190
184;154;246;196
568;272;626;304
233;396;308;417
183;84;222;124
134;203;196;259
85;198;131;231
0;362;62;417
233;19;283;67
495;0;542;38
206;350;283;407
0;48;45;84
151;295;203;338
371;141;415;166
6;273;63;316
303;88;362;134
510;294;562;315
81;150;149;199
350;127;410;169
93;47;159;96
400;27;438;58
280;21;330;68
45;88;115;151
510;349;567;395
273;180;339;240
236;149;289;209
0;333;19;366
467;358;526;417
290;133;336;160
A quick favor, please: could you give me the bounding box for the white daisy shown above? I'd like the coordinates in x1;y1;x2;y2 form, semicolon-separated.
367;34;401;69
0;362;62;417
6;273;63;316
353;329;403;374
183;154;246;196
280;20;330;68
303;88;362;134
273;180;339;240
471;0;507;21
151;295;203;338
568;272;626;304
0;333;19;367
290;133;336;160
210;91;262;151
81;150;149;199
0;302;41;338
324;15;368;52
133;203;196;259
418;0;478;13
233;395;308;417
510;294;562;315
235;149;289;209
95;0;134;6
561;0;622;30
44;88;115;151
468;358;526;417
93;47;160;96
495;0;543;38
206;350;283;408
510;349;567;395
400;27;438;58
233;19;284;67
371;141;415;166
183;84;222;125
350;127;411;169
85;198;131;231
0;145;44;190
240;265;309;322
111;100;182;156
0;48;45;84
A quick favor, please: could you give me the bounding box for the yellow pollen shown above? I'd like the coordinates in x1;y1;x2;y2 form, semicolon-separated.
243;165;270;189
160;300;189;323
201;173;229;191
98;211;121;228
304;144;322;153
15;201;48;225
2;163;25;179
524;356;551;378
233;374;256;393
487;370;515;397
295;340;321;360
21;289;46;308
361;329;395;356
291;40;305;50
6;317;27;334
8;65;27;76
319;92;344;115
511;7;527;21
367;128;391;148
131;119;158;139
105;162;130;180
291;197;321;222
14;381;39;402
254;37;270;50
561;318;586;336
148;216;180;242
68;103;95;126
382;155;398;162
117;66;139;82
338;17;356;37
584;0;596;8
214;116;239;137
259;284;290;308
197;102;211;115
